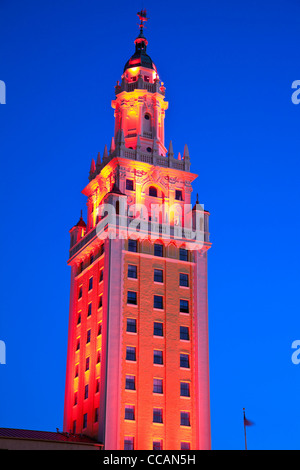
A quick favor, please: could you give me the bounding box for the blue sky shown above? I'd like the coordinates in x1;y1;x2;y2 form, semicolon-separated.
1;0;300;450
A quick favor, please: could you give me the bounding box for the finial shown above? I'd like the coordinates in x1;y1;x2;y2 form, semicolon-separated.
177;152;182;161
196;193;199;204
183;144;190;160
168;140;174;158
137;9;148;31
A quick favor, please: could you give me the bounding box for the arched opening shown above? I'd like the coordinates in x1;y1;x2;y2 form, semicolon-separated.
149;186;158;197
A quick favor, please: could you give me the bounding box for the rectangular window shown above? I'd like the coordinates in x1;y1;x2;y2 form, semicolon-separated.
154;269;163;283
78;287;82;299
180;411;190;427
125;375;136;390
99;269;103;283
128;264;137;279
126;346;136;362
153;408;163;423
180;382;190;397
180;299;189;314
98;295;103;309
77;313;81;325
127;291;137;305
126;179;134;191
153;378;163;394
75;365;79;378
125;405;135;421
153;350;163;365
85;357;90;371
153;440;163;450
180;326;190;341
94;408;99;423
83;413;88;429
86;329;91;343
97;351;101;363
88;303;92;316
179;248;188;261
74;392;77;406
180;353;190;369
154;244;163;257
76;339;80;351
126;318;137;333
175;190;183;201
153;322;163;337
124;437;134;450
84;384;89;400
179;273;189;287
95;379;100;393
88;277;93;291
181;442;191;450
128;239;137;252
97;323;102;336
153;295;163;310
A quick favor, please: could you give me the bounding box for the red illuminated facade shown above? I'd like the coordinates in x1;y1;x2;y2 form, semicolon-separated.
64;12;212;450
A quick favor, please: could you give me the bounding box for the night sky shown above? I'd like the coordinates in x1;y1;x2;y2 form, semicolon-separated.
1;0;300;450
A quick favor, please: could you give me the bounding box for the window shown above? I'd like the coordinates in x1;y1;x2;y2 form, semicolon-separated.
77;313;81;325
86;329;91;343
149;186;158;197
95;379;100;393
97;323;102;336
88;303;92;316
125;405;135;421
180;353;190;369
100;244;105;255
83;413;88;429
94;408;99;423
85;357;90;371
98;295;103;309
175;190;183;201
180;326;190;341
88;277;93;291
128;265;137;279
126;346;136;362
73;420;76;434
97;351;101;363
76;339;80;351
153;322;163;337
154;243;163;257
144;112;150;119
128;239;137;252
99;269;103;282
180;299;189;314
180;382;190;397
153;408;163;423
179;273;189;287
180;411;190;427
74;392;77;406
181;442;191;450
127;291;137;305
154;295;163;310
179;248;188;261
125;375;136;390
126;318;137;333
153;350;163;365
124;437;134;450
84;384;89;400
154;269;163;283
153;440;163;450
153;378;163;394
78;287;82;299
90;253;94;264
146;147;152;153
75;365;79;378
126;179;134;191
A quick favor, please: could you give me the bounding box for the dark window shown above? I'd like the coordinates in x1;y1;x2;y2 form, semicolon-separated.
75;365;79;378
87;329;91;343
90;254;94;264
94;408;99;423
180;353;190;369
88;303;92;316
85;357;90;371
179;273;189;287
125;375;136;390
181;442;191;450
149;186;157;197
77;313;81;325
127;291;137;305
153;440;163;450
128;264;137;279
175;190;183;201
97;323;102;336
124;437;134;450
83;413;88;429
78;287;82;299
153;408;163;423
99;270;103;282
144;113;150;119
97;351;101;363
154;269;163;283
153;378;163;394
153;322;163;337
76;339;80;351
180;299;189;313
128;239;137;252
180;326;190;341
89;277;93;291
153;350;163;365
84;384;89;399
98;295;102;309
180;411;190;427
146;147;152;153
154;295;163;310
126;179;134;191
95;379;100;393
74;392;77;406
154;243;163;257
180;382;190;397
126;318;137;333
179;248;188;261
100;244;104;255
125;405;135;421
126;346;136;362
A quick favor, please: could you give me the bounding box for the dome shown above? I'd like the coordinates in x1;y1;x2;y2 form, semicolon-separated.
123;30;156;73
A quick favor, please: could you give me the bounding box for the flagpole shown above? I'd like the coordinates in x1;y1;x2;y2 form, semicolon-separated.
243;408;247;450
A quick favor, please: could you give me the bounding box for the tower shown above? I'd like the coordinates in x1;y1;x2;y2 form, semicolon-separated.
63;11;212;451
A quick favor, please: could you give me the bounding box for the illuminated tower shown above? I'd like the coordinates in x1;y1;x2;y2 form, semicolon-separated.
64;10;212;451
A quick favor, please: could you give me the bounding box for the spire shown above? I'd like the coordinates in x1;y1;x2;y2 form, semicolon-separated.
96;152;101;171
183;144;190;160
89;158;96;180
110;137;115;154
168;141;174;158
103;144;108;160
